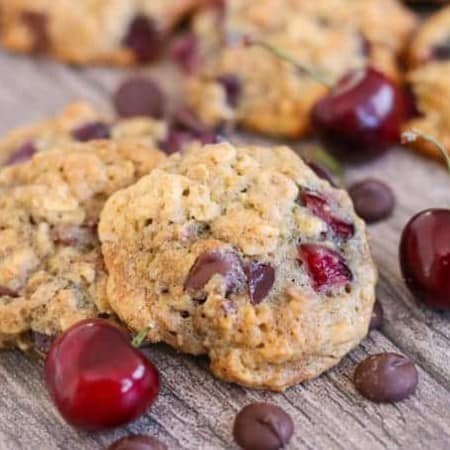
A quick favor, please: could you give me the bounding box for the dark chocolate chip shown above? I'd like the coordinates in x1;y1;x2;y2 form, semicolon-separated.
31;331;54;354
0;286;19;297
123;15;165;63
432;37;450;61
171;32;200;74
305;160;336;186
217;74;242;108
108;435;168;450
246;262;275;304
4;141;37;166
114;77;165;119
348;179;395;224
71;121;111;142
354;353;418;403
184;249;245;296
369;299;384;331
21;11;49;52
233;403;294;450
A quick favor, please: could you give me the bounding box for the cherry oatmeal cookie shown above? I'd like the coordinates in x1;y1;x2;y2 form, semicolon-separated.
0;116;166;350
99;142;376;391
0;0;203;65
0;102;167;166
183;0;416;138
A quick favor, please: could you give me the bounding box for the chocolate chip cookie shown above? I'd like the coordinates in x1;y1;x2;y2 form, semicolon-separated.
99;142;377;391
0;111;166;350
0;101;167;166
0;0;202;65
184;0;416;138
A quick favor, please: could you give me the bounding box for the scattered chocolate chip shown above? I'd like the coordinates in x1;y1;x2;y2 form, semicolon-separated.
217;74;242;108
233;403;294;450
21;11;49;52
348;179;395;224
114;77;165;119
0;286;19;297
31;331;54;354
305;160;336;186
4;141;37;166
246;262;275;304
354;353;418;403
123;16;165;63
108;435;168;450
171;32;200;74
369;299;384;331
51;225;96;247
184;250;245;296
300;191;354;240
71;121;110;142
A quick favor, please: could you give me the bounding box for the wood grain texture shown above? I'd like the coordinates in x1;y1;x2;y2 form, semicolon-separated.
0;49;449;450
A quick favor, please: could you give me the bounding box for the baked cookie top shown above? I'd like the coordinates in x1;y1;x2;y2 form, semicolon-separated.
0;101;167;166
0;112;166;350
0;0;202;65
407;6;450;68
99;142;377;391
185;0;416;138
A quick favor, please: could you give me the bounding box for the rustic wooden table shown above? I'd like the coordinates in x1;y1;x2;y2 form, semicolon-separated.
0;48;449;450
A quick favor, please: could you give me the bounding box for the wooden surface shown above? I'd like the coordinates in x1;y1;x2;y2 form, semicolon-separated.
0;48;450;450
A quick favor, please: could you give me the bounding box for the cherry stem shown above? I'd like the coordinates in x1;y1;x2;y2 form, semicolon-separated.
131;327;151;348
401;129;450;174
243;37;332;88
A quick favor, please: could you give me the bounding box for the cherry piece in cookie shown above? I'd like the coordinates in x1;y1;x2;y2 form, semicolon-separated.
171;32;201;74
348;179;395;224
245;262;275;305
354;353;418;403
298;244;353;292
45;319;160;430
123;16;165;63
233;403;294;450
114;77;166;119
311;68;407;162
4;141;37;165
300;191;354;240
108;435;168;450
71;121;111;142
400;209;450;310
184;250;245;296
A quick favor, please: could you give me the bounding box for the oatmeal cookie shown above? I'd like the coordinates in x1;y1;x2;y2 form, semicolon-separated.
403;61;450;161
0;121;166;350
99;142;376;391
0;0;202;65
0;101;167;166
407;6;450;68
184;0;416;138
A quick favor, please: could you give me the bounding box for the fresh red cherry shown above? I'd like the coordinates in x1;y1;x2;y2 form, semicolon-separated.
45;319;159;430
400;209;450;310
311;68;407;161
